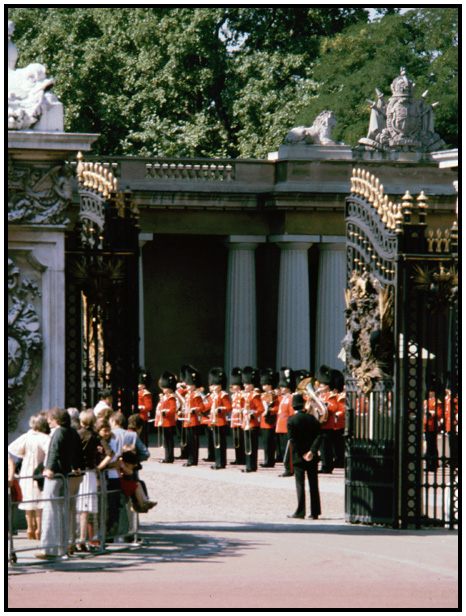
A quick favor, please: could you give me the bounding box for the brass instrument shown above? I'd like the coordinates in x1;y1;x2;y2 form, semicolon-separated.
175;390;190;448
231;398;241;449
210;394;221;450
154;394;164;447
242;392;253;456
297;378;328;424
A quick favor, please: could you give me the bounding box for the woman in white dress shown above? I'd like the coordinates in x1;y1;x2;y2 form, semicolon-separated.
8;413;50;539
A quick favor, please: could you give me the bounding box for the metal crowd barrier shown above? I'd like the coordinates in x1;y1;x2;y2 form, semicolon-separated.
8;470;140;565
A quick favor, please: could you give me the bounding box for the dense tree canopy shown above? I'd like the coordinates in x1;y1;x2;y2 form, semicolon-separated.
8;7;458;158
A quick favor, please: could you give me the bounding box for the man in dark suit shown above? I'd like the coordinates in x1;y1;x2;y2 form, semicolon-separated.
287;393;321;520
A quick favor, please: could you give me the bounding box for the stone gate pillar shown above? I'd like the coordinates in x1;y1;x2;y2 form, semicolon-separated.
271;235;318;370
224;236;266;377
315;238;347;370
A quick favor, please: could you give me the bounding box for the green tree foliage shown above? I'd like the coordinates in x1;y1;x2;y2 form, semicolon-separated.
8;8;457;157
297;9;458;148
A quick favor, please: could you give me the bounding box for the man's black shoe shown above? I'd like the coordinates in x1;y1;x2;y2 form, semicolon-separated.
279;472;293;477
202;458;215;462
241;469;255;473
287;513;305;519
308;515;319;520
260;463;274;468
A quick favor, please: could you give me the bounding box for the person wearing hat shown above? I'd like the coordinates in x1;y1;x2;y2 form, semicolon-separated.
424;373;443;472
328;369;346;468
241;366;264;473
156;371;178;463
229;367;246;466
174;365;190;460
287;392;321;519
203;368;231;469
315;365;334;474
276;367;296;477
177;366;205;467
259;368;278;468
137;370;153;447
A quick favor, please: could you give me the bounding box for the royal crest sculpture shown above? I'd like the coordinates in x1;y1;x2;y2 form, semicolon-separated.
358;68;445;153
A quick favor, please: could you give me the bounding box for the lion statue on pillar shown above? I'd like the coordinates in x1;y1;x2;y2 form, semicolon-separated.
285;110;340;145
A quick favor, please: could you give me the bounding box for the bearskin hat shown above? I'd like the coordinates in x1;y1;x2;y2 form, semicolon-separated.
329;369;345;393
230;367;243;386
260;367;276;387
208;367;227;389
316;364;331;385
242;366;259;387
185;365;202;388
278;367;296;391
426;373;443;397
295;369;311;384
159;371;177;391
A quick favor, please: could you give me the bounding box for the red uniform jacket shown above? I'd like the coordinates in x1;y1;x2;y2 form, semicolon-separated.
138;388;153;421
203;391;231;427
276;393;294;433
156;393;177;428
178;389;205;428
259;391;279;429
241;390;264;430
334;392;346;430
443;393;458;433
230;391;243;428
424;395;442;433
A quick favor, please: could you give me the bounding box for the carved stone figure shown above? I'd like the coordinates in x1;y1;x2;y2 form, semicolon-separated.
358;68;445;153
8;20;64;131
8;259;42;431
343;270;394;393
285;110;341;145
8;162;72;224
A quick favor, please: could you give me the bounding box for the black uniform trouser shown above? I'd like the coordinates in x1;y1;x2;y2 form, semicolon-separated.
205;427;216;461
186;426;199;465
333;428;345;468
232;427;246;464
261;428;276;466
425;431;439;471
319;429;334;473
244;427;259;471
212;425;227;468
293;458;321;518
278;433;292;474
162;426;175;462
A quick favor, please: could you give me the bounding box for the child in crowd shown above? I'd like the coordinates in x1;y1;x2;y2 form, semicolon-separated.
119;445;157;513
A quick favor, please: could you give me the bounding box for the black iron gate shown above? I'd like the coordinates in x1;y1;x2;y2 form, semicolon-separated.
65;155;140;415
344;169;458;529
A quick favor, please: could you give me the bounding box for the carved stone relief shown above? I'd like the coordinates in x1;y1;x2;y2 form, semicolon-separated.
8;258;42;431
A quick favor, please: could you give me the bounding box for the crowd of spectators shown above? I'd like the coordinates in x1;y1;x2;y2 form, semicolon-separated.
8;399;154;560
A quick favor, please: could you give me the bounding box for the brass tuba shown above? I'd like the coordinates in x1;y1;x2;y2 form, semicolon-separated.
297;378;328;424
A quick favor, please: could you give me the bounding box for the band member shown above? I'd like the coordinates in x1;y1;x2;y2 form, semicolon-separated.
276;367;296;477
203;368;231;469
287;393;321;520
328;369;345;468
315;365;334;474
177;366;205;467
424;373;443;472
229;367;246;465
156;371;178;463
259;368;278;468
241;366;264;473
137;373;153;447
175;365;190;460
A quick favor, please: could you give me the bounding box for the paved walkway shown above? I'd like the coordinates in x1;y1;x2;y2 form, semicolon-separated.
8;443;459;610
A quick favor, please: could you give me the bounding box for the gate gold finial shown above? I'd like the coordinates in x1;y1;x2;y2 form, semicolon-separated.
417;190;428;224
401;191;413;224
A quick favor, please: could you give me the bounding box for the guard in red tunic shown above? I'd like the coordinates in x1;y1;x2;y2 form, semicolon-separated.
229;367;246;466
315;365;334;474
156;371;178;463
203;367;231;469
276;367;296;477
177;365;205;467
328;369;345;469
241;366;264;473
138;376;153;447
259;368;278;468
424;373;443;472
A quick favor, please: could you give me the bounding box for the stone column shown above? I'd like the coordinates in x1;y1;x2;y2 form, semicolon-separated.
224;236;266;377
271;235;318;370
315;237;347;370
138;233;154;369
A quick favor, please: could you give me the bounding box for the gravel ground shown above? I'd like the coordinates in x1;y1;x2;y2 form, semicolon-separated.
139;439;345;525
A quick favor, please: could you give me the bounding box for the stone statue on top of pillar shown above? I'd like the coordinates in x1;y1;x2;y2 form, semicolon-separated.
8;20;64;132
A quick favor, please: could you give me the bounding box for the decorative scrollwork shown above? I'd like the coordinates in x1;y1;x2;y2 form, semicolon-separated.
8;258;42;431
342;270;394;393
8;162;72;225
